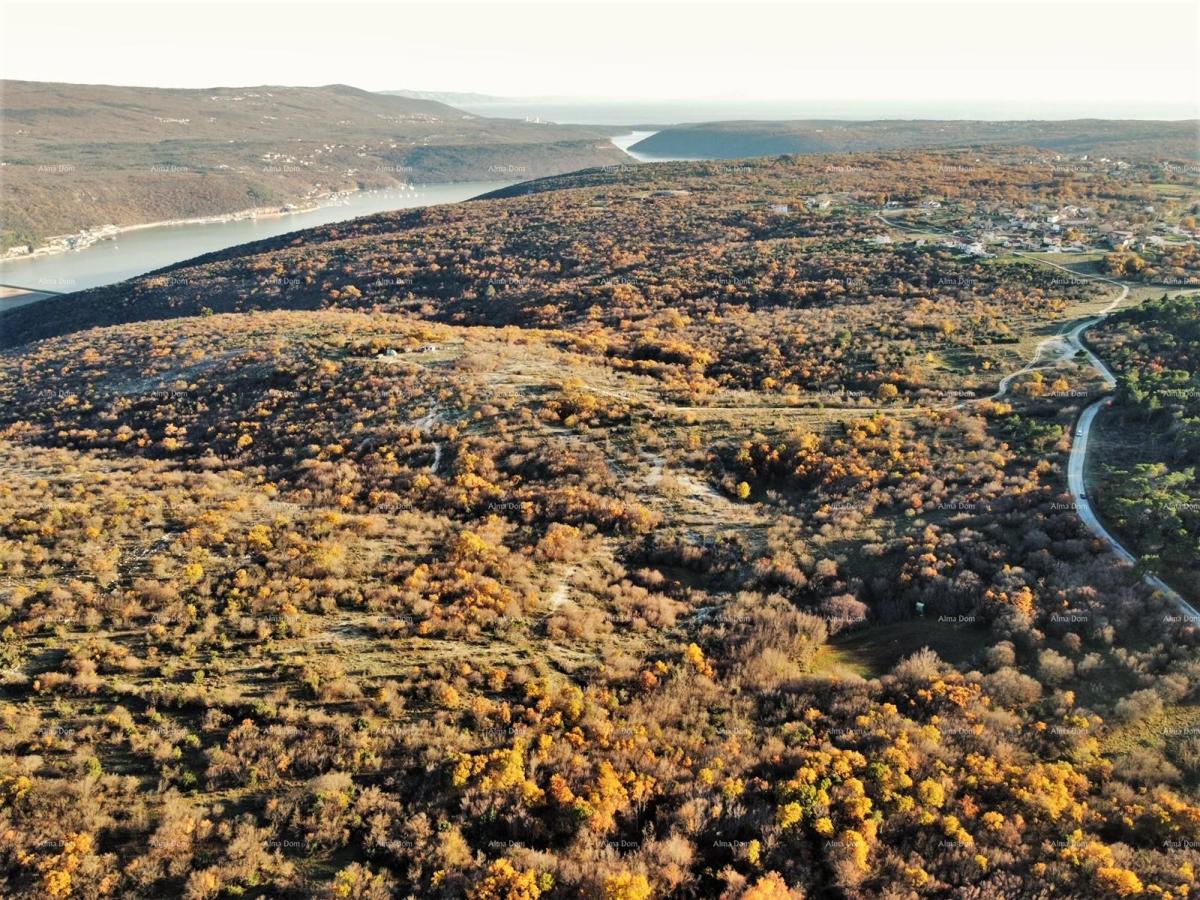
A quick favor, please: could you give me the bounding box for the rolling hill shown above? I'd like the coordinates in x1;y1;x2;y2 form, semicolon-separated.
630;118;1200;160
3;147;1200;898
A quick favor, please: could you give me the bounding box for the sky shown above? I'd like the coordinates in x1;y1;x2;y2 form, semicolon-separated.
2;0;1198;119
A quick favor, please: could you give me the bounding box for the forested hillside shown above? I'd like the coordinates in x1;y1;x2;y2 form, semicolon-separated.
0;80;626;251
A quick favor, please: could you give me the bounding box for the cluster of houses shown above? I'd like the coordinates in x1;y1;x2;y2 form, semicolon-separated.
865;151;1198;263
912;198;1197;258
3;224;121;260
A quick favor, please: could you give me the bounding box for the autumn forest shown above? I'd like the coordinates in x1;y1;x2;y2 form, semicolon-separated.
2;147;1200;900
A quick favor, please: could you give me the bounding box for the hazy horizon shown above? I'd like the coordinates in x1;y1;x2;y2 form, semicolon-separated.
3;0;1197;119
1;80;1195;124
412;95;1200;123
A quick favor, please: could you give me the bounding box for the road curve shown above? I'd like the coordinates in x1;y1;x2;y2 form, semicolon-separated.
1064;317;1200;620
1030;265;1199;617
1068;395;1200;618
876;213;1197;618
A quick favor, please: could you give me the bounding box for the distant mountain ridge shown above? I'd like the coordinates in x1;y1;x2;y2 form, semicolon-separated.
631;118;1200;160
0;80;627;251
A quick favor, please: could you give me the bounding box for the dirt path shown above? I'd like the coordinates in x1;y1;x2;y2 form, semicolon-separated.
545;564;578;613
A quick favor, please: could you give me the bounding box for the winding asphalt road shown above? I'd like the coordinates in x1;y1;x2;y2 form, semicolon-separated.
877;214;1198;619
1055;277;1200;621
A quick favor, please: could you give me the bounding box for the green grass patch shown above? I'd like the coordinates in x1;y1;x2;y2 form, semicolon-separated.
818;618;993;679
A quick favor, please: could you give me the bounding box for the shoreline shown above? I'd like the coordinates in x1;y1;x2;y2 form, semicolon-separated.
0;181;463;266
2;147;652;268
0;186;411;266
0;178;516;303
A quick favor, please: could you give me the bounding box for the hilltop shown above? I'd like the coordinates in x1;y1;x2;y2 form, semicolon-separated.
5;146;1196;355
0;80;627;251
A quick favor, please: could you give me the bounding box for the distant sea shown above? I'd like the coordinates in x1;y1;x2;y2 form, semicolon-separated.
453;98;1196;126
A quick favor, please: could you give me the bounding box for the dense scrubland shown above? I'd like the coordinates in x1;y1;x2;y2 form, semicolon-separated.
1;149;1199;899
1105;245;1200;287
